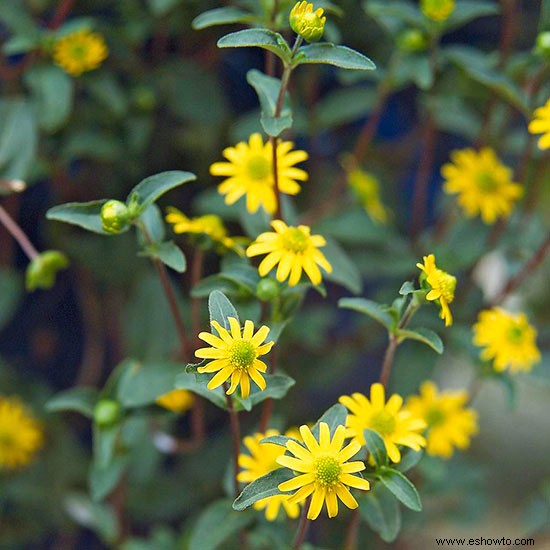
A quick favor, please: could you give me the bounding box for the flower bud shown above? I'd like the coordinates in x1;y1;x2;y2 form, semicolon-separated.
289;1;326;43
94;399;121;427
397;29;428;53
100;200;130;234
534;31;550;58
420;0;455;22
256;278;280;301
26;250;69;291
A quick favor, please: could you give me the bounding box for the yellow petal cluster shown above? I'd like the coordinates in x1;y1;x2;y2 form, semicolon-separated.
442;148;523;224
289;1;326;43
165;207;244;254
277;423;370;520
210;133;308;215
420;0;455;21
405;381;478;459
155;389;195;414
195;318;273;398
346;164;389;224
528;98;550;150
473;308;541;373
339;383;426;464
52;29;108;76
416;254;456;327
0;396;43;470
238;430;300;521
246;220;332;286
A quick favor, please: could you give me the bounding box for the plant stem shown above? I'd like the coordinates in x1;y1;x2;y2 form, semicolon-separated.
491;232;550;305
0;203;39;260
292;496;311;549
225;392;242;499
48;0;76;29
137;223;192;360
343;508;361;550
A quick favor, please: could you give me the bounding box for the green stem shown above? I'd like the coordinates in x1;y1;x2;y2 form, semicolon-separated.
225;391;242;499
292;496;311;549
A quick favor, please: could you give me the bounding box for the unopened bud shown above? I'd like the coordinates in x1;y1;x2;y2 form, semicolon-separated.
534;32;550;58
420;0;455;22
26;250;69;291
397;29;428;53
100;200;130;234
289;1;326;43
256;278;280;301
94;399;121;426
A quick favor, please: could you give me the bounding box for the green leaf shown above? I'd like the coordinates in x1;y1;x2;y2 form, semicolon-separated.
46;200;114;235
0;268;22;330
246;69;292;137
146;0;182;16
444;1;500;32
260;434;300;447
193;7;253;29
219;260;261;293
359;483;401;543
117;360;184;408
311;403;348;438
364;0;424;31
190;499;255;550
192;275;239;299
218;29;292;65
396;449;423;473
363;428;388;467
322;238;363;294
24;64;73;132
208;290;239;332
295;44;376;71
398;281;416;295
175;371;227;410
137;203;166;243
234;373;295;412
233;469;294;511
397;328;443;354
89;456;128;502
315;86;378;129
46;387;99;418
377;467;422;511
93;423;119;469
139;241;187;273
127;171;196;211
338;297;393;330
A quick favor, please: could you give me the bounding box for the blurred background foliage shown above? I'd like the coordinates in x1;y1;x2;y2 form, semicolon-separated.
0;0;549;548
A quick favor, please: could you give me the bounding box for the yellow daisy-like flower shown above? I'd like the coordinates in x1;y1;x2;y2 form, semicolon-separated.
52;30;108;76
416;254;456;327
442;147;523;224
339;383;426;464
277;423;370;520
165;207;245;255
195;318;274;398
528;98;550;150
473;308;541;373
420;0;455;21
0;396;43;470
155;389;195;414
346;164;389;224
246;220;332;286
210;133;308;215
405;381;478;459
238;430;300;521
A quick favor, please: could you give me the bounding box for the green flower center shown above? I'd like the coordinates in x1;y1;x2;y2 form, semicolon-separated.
0;430;14;447
425;407;446;428
477;171;499;193
70;43;89;60
229;340;257;370
507;324;525;344
369;410;396;436
282;227;309;253
314;455;341;486
246;155;271;181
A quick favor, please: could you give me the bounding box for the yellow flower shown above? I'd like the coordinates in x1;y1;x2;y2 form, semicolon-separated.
0;396;43;470
155;389;195;414
420;0;455;21
52;30;108;76
345;163;389;224
246;220;332;286
416;254;456;327
442;148;523;224
339;384;426;464
473;308;541;373
195;318;274;398
528;98;550;150
210;133;308;215
405;381;478;459
277;423;370;520
165;207;245;255
238;430;300;521
289;1;326;43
